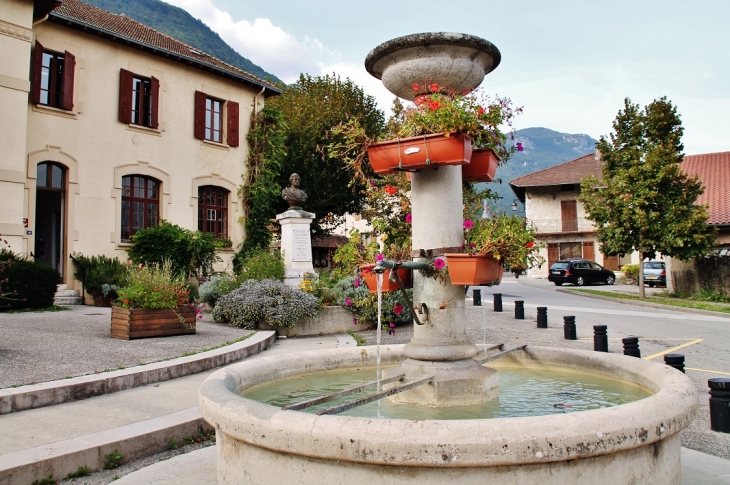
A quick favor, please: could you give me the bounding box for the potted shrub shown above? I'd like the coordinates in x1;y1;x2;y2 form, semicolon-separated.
112;261;198;340
445;215;544;286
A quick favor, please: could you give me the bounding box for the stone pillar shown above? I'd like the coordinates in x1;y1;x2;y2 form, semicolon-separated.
384;165;498;406
276;209;316;287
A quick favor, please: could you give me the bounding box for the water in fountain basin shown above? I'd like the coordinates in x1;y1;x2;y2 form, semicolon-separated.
376;272;383;417
242;363;651;420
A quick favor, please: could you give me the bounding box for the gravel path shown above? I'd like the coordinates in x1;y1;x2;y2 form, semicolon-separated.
0;306;251;388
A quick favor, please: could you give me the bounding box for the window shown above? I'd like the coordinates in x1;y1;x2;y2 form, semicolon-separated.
36;162;65;190
31;41;75;110
559;241;582;259
198;186;228;239
118;69;160;128
121;176;159;240
194;91;239;146
560;200;578;232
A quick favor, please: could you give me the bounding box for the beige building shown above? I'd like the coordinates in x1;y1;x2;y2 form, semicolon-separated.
0;0;280;287
509;153;635;277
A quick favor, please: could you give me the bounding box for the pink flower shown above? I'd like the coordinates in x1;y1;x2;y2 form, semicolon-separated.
405;213;412;224
434;258;445;269
389;322;396;328
345;297;352;307
393;304;404;315
463;220;474;229
353;318;358;325
516;142;524;152
354;277;360;288
376;253;384;261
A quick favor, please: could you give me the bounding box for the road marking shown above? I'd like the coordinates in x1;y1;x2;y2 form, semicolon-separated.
686;367;730;376
643;339;704;360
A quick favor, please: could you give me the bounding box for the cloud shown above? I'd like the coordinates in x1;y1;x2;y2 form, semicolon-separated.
163;0;332;82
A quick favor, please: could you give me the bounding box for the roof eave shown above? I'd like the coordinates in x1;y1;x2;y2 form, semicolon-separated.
48;12;282;97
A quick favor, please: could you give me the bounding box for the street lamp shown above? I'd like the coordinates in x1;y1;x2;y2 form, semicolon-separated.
511;200;518;211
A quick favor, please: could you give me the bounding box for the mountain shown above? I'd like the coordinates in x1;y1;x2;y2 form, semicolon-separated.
81;0;282;84
479;128;598;216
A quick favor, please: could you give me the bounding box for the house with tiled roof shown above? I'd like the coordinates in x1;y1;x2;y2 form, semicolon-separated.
0;0;281;294
509;152;635;277
680;151;730;246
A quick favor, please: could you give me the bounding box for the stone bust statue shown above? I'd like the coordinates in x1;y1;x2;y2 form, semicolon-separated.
281;173;308;210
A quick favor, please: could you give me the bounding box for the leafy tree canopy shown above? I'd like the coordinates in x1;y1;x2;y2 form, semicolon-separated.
580;97;715;295
268;73;385;236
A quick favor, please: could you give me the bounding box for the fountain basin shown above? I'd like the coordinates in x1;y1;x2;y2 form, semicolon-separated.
199;345;697;485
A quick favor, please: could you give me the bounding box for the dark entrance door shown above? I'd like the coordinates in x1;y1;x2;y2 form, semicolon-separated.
35;162;66;278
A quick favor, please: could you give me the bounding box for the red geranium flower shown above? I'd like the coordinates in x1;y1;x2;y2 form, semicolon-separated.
412;83;420;91
526;241;535;248
393;304;404;315
384;185;397;195
430;83;439;92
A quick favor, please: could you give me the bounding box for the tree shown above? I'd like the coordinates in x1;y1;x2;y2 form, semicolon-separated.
580;97;716;297
268;74;385;236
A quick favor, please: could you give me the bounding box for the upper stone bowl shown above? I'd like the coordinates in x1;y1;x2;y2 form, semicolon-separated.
365;32;501;101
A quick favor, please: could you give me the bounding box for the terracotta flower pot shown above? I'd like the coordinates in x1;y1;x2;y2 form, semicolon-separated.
444;253;504;286
367;133;472;174
462;148;499;182
358;264;412;293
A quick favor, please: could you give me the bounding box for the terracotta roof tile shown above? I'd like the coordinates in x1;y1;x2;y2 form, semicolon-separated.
49;0;280;95
681;151;730;226
510;153;602;188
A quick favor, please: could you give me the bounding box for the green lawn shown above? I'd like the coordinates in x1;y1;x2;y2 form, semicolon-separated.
571;289;730;314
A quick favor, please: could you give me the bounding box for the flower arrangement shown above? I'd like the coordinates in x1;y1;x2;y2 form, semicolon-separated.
115;260;191;310
332;275;411;335
460;215;544;271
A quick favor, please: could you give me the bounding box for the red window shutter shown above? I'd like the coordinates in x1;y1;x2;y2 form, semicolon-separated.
561;200;578;232
31;41;44;104
150;76;160;129
194;90;206;140
61;50;75;111
582;241;595;260
118;69;133;124
227;101;239;147
547;243;559;268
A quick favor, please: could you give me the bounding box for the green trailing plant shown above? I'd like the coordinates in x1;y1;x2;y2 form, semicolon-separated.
212;278;319;329
460;215;545;272
0;248;59;310
127;220;218;278
239;106;287;257
71;253;126;301
104;449;123;469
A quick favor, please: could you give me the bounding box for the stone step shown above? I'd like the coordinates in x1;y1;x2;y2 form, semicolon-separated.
56;284;67;291
54;296;82;306
54;289;79;298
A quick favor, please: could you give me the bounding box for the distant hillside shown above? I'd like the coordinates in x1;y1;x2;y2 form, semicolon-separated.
82;0;282;84
479;128;598;215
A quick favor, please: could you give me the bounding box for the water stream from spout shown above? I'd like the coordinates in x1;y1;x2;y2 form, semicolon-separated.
376;272;383;417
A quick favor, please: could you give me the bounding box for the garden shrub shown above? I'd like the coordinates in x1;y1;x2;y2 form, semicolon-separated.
0;249;59;310
621;263;639;281
116;261;190;309
71;253;126;300
127;221;218;277
198;273;235;307
213;278;318;329
234;249;284;281
331;275;412;333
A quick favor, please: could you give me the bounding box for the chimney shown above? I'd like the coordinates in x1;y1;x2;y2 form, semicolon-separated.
594;149;601;161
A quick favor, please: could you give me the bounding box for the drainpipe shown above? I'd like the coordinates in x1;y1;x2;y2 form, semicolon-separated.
254;85;265;113
33;13;50;26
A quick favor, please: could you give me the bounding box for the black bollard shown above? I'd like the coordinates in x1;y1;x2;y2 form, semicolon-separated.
563;316;577;340
515;301;525;320
536;307;548;329
622;337;641;358
664;353;685;373
493;293;503;312
593;325;608;352
473;289;482;306
709;378;730;433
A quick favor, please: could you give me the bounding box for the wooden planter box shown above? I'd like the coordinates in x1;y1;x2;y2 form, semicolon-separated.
111;306;196;340
444;253;504;286
367;133;472;173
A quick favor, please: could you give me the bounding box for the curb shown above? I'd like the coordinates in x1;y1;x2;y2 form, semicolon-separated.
0;407;212;485
557;289;730;318
0;331;277;415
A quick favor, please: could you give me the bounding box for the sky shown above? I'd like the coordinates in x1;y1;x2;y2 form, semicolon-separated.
164;0;729;155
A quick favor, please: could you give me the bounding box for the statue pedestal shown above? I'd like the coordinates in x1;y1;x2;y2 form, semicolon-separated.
276;209;316;287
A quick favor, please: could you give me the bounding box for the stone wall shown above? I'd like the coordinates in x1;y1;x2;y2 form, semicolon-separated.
669;251;730;297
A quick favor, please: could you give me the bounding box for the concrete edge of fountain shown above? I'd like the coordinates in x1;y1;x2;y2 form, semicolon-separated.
198;344;698;468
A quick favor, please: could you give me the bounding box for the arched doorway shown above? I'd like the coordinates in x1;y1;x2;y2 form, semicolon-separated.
35;162;66;277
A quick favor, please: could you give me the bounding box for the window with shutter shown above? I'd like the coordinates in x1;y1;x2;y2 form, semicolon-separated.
33;46;75;110
119;69;159;128
194;91;230;144
227;101;239;147
561;200;578;232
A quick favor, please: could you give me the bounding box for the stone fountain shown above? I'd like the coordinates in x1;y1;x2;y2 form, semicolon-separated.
199;33;697;485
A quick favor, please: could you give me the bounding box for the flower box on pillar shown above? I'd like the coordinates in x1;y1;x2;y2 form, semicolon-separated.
367;133;472;174
358;264;412;293
444;254;504;286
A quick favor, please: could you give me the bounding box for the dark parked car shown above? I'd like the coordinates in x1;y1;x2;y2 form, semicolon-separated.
548;258;616;286
643;261;666;287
